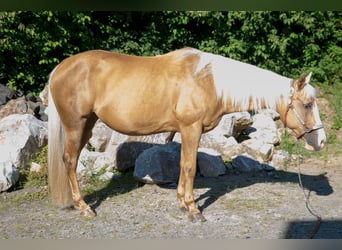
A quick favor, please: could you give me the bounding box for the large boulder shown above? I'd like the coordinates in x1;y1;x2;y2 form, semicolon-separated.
133;142;181;184
133;142;227;184
231;153;274;173
197;148;227;177
0;161;19;192
0;114;48;169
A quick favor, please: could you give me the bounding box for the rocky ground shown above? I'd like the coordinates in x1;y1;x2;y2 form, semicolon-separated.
0;151;341;239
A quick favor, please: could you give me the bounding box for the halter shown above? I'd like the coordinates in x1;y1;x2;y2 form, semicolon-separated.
284;80;324;139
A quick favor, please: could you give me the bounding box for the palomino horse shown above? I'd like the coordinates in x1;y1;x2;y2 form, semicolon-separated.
48;47;326;222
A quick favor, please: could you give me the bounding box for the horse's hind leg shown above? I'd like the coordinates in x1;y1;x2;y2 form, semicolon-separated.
63;114;98;217
165;132;176;143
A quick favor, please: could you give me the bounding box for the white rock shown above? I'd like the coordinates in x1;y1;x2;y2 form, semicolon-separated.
30;162;42;173
247;114;280;144
77;148;102;174
93;153;116;172
88;120;113;152
222;136;245;160
199;112;252;153
0;161;19;192
99;171;116;181
256;109;280;120
0;114;48;168
242;139;274;162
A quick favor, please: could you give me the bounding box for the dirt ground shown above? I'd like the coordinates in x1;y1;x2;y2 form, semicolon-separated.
0;149;341;239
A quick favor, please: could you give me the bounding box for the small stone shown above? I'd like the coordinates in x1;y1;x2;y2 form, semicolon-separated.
30;162;42;173
99;171;115;181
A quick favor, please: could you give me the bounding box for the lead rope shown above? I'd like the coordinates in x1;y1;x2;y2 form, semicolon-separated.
296;141;322;239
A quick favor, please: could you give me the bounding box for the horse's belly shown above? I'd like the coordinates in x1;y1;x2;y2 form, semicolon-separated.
95;101;178;136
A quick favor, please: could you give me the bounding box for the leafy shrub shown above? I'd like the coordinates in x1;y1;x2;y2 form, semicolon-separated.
0;11;340;95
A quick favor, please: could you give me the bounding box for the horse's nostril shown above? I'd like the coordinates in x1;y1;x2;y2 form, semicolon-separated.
320;139;326;149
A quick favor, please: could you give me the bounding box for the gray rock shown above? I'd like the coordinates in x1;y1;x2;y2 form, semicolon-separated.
116;141;155;172
0;161;19;192
134;143;227;184
197;148;226;177
37;105;48;122
232;153;274;173
134;142;181;184
0;84;16;106
0;114;48;168
232;154;262;172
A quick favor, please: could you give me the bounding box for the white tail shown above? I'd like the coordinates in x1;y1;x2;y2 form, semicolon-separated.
48;79;73;208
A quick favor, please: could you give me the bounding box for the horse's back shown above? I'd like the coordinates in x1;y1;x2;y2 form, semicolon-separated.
49;48;222;135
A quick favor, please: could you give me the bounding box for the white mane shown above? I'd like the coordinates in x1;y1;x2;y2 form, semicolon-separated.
188;48;293;111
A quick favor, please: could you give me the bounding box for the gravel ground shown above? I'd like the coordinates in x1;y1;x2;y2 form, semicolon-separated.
0;153;341;239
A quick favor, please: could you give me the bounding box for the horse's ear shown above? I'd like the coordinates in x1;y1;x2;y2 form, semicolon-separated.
305;72;312;84
297;73;308;90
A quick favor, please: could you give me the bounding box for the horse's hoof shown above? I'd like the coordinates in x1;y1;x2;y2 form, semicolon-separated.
180;207;188;213
80;206;97;218
188;213;207;223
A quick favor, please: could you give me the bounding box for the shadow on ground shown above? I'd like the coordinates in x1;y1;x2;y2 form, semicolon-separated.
284;220;342;239
83;142;334;223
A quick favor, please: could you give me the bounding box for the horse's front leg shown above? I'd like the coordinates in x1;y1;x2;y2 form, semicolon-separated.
178;124;206;222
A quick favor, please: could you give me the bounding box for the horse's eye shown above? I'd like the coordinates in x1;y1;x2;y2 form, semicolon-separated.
303;103;313;109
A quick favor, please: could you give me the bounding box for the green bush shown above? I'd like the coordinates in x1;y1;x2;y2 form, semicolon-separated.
0;11;340;94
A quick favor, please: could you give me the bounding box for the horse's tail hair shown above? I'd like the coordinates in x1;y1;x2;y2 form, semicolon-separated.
48;71;73;208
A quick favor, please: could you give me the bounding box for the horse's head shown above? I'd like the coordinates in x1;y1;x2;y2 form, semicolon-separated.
284;73;326;151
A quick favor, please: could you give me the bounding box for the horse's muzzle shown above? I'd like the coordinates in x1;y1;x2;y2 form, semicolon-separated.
303;126;326;151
